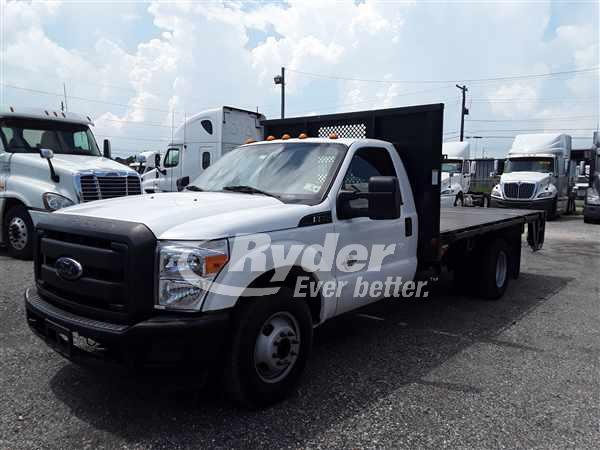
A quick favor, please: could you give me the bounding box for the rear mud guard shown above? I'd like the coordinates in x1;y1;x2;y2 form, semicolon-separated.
527;216;545;251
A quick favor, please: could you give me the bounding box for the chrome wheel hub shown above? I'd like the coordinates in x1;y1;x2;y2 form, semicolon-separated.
495;250;507;288
254;312;301;384
8;217;28;251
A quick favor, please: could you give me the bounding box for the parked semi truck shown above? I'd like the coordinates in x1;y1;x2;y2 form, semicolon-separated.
490;133;574;218
24;104;546;407
583;133;600;223
0;107;142;259
141;106;264;193
440;141;472;207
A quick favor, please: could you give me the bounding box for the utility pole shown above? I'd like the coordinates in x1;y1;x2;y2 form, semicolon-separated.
456;84;468;141
274;67;285;119
62;82;68;112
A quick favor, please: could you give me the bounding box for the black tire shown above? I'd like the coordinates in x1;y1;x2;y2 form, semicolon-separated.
478;239;510;300
482;195;490;208
454;192;464;207
4;205;34;260
224;287;313;408
547;199;558;220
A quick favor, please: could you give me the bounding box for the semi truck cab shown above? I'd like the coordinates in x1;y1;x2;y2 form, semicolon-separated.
441;141;473;207
0;107;142;259
491;133;573;218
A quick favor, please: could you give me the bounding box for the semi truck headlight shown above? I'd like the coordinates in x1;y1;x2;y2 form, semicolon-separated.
491;184;502;198
536;185;556;199
156;239;229;311
587;187;600;205
43;192;75;211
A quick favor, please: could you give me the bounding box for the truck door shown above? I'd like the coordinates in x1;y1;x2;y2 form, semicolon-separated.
162;146;181;192
333;145;418;315
198;144;216;176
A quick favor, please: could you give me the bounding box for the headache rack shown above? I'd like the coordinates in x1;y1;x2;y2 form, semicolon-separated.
263;104;444;262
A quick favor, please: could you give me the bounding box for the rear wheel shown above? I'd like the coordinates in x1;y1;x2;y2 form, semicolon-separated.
4;205;34;260
478;239;510;300
224;287;313;408
482;195;490;208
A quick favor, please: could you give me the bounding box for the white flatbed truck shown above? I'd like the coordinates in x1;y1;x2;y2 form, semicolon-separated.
24;104;545;407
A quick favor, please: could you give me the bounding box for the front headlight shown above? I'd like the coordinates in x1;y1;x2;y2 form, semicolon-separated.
587;187;600;204
491;184;502;198
536;185;556;199
43;192;75;211
441;188;452;195
157;239;229;311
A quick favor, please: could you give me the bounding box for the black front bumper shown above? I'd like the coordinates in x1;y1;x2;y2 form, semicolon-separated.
25;288;230;369
490;197;554;212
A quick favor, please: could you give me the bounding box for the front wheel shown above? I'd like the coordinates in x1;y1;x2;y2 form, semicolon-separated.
224;287;313;408
454;192;464;207
4;205;34;260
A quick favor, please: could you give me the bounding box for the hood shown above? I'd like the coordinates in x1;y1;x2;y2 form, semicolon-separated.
57;192;312;240
13;153;136;177
500;171;551;184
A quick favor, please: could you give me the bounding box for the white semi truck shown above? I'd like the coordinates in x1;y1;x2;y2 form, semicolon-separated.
24;105;546;407
491;133;574;218
141;106;264;193
0;107;142;259
440;141;472;207
583;133;600;223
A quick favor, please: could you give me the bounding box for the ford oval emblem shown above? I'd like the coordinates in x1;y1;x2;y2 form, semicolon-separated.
55;257;83;281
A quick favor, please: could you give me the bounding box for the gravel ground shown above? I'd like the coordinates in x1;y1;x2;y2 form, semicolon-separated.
0;214;599;449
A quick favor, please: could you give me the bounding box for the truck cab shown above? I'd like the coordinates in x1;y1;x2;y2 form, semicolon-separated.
440;141;472;207
141;106;264;193
0;107;142;259
491;133;572;218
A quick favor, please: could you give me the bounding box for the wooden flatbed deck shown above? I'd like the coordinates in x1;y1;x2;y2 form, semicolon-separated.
440;207;544;243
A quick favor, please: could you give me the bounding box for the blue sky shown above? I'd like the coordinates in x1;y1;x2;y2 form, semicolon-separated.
1;0;598;158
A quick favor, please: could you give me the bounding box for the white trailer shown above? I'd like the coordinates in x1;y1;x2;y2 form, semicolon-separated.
141;106;264;193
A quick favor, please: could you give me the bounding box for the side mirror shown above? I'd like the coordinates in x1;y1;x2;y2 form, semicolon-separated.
39;148;58;182
103;139;111;159
136;154;147;164
176;176;190;192
40;148;54;160
470;161;476;176
336;176;401;220
155;154;161;168
368;176;401;220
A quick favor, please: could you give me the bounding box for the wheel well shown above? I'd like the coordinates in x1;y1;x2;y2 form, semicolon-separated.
243;267;323;325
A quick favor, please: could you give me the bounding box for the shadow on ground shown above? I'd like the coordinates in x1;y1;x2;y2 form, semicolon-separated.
48;272;570;447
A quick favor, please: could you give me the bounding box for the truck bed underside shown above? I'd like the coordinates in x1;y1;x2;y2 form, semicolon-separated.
439;207;544;243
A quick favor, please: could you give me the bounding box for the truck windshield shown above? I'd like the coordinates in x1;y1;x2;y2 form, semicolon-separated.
0;118;100;156
441;160;462;173
504;157;554;174
189;142;347;205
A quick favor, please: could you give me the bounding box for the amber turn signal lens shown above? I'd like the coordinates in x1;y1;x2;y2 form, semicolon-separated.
329;132;338;139
281;133;291;140
298;133;308;139
205;254;229;275
266;135;276;141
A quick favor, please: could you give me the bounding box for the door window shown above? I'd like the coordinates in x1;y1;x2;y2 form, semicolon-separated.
164;148;180;167
341;147;398;210
202;151;211;169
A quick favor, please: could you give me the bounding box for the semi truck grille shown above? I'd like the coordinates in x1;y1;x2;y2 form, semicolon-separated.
79;175;142;202
34;215;156;325
503;182;535;199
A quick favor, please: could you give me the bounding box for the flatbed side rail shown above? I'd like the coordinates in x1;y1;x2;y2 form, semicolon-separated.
440;210;545;251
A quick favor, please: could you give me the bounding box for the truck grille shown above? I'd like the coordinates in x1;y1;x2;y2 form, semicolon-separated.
34;215;156;324
503;182;535;199
79;175;142;202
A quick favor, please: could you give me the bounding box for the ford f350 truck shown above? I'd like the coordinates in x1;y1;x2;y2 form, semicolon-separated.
24;104;545;407
0;107;142;259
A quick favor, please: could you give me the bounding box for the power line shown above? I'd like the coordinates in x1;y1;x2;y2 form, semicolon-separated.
287;66;599;85
466;115;599;122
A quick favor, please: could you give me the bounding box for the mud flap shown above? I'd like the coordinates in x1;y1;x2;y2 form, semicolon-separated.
527;215;545;251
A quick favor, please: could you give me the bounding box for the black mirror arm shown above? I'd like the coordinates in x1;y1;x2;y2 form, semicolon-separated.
47;159;59;183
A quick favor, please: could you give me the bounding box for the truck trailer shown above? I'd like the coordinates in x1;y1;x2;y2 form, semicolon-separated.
24;104;546;407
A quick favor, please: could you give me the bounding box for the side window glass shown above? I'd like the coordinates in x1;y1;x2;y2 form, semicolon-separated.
201;120;213;135
164;148;180;167
342;148;398;210
23;129;44;148
202;151;211;169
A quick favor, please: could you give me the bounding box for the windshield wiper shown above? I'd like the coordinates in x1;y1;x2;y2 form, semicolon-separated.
186;185;204;192
222;185;280;199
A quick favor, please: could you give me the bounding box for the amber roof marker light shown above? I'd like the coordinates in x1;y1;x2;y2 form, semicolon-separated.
298;133;308;139
329;132;338;139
